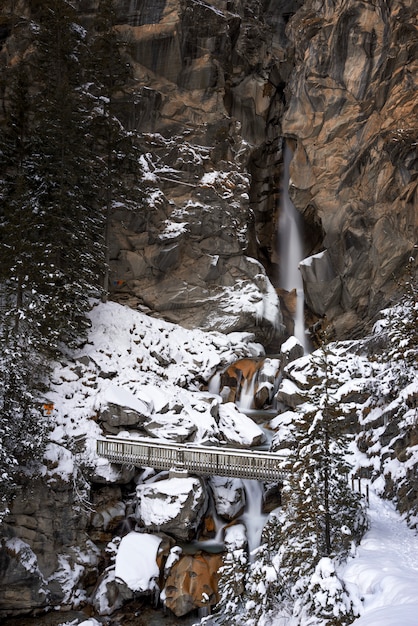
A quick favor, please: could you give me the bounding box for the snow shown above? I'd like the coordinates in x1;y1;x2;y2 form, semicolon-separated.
218;402;265;446
340;490;418;626
47;300;265;483
103;384;151;415
137;476;203;527
280;335;302;354
114;532;161;593
40;299;417;623
299;250;326;267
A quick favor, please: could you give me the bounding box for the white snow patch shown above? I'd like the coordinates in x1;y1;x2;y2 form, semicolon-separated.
340;490;418;625
114;532;161;593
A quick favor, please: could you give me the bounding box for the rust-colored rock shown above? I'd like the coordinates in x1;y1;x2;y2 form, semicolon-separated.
163;552;222;617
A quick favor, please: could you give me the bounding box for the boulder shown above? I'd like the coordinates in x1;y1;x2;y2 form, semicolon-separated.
135;476;208;541
114;532;161;594
143;411;197;442
99;385;153;433
218;403;266;447
163;552;222;617
209;477;246;521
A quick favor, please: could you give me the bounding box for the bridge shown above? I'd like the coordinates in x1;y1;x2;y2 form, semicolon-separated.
97;436;288;482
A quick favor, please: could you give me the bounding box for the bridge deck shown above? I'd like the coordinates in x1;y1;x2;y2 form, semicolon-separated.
97;436;288;482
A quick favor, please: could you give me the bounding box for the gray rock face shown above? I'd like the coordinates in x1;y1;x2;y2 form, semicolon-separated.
209;476;246;521
283;0;418;337
0;478;99;617
100;0;290;346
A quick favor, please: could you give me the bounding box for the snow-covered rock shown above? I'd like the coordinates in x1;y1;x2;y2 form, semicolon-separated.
115;532;161;593
210;476;246;520
218;403;265;447
135;476;208;541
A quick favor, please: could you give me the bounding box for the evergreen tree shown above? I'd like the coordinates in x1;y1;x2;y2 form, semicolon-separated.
0;342;48;518
213;524;248;625
244;514;283;626
295;557;359;626
25;0;104;354
86;0;141;300
0;0;103;512
277;335;368;624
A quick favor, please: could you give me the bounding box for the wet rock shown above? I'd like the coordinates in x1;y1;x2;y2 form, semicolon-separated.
283;0;417;336
262;483;282;513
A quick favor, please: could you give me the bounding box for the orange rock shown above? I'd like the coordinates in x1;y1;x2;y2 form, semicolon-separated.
163;552;223;617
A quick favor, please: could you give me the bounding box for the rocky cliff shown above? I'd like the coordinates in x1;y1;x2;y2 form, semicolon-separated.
105;0;417;340
1;0;415;341
284;0;417;337
0;0;417;621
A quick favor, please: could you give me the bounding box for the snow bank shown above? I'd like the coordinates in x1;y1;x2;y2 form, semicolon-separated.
340;491;418;625
114;532;161;593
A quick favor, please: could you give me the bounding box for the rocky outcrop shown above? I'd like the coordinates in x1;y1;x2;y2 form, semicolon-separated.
0;477;99;617
283;0;418;337
103;0;290;347
163;552;222;617
210;476;246;521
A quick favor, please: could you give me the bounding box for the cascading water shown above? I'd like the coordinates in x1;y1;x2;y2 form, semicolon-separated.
240;479;269;561
236;375;256;412
279;143;309;352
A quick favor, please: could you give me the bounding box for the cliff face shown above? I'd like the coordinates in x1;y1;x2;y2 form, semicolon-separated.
2;0;415;340
283;0;417;336
104;0;417;339
100;0;295;345
104;0;416;340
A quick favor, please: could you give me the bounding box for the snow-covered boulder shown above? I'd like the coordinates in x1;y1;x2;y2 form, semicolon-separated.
218;403;265;447
224;522;247;550
143;411;197;442
115;532;161;593
92;457;137;485
209;476;246;520
135;476;208;541
280;336;304;366
100;386;152;433
275;378;305;409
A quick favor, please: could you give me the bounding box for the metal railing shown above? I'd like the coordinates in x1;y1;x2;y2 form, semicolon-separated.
97;436;288;482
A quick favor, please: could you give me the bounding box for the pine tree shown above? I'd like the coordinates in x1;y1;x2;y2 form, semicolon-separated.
0;0;103;512
295;557;359;626
244;514;283;626
0;342;48;515
213;524;248;625
86;0;142;300
277;334;368;623
26;0;104;354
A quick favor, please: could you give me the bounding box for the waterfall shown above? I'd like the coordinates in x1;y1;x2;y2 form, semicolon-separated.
279;144;308;352
236;375;256;412
240;479;268;561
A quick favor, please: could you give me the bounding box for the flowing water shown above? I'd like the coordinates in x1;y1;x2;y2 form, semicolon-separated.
240;479;269;560
279;144;308;352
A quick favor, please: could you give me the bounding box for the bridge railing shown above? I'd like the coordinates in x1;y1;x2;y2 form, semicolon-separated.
97;436;288;482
